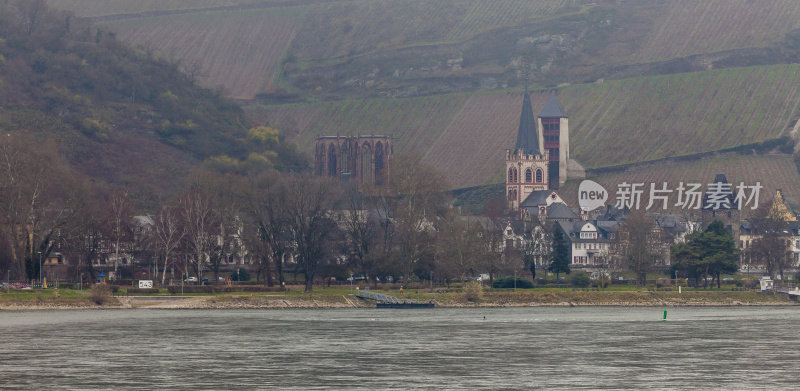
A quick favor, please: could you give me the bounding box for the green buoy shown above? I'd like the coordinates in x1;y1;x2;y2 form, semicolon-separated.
663;309;667;321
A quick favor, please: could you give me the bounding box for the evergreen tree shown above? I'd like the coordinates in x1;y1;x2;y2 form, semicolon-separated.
548;228;571;280
671;220;738;288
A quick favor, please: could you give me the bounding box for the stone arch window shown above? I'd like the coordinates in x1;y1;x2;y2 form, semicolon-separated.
341;143;349;175
508;167;514;182
508;189;514;201
328;144;338;177
536;169;543;183
361;143;372;183
375;142;385;185
318;145;326;176
525;169;532;183
352;144;359;178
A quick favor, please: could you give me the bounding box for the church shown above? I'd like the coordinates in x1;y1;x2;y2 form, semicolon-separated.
506;86;571;215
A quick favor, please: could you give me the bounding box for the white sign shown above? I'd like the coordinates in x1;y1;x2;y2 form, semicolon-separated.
613;181;761;211
139;280;153;289
578;180;608;211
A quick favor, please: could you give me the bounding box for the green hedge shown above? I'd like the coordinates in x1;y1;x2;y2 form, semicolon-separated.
126;288;160;294
492;277;534;289
166;285;285;294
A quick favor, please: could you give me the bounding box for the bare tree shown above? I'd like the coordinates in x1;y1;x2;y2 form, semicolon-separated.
389;152;449;281
0;133;75;280
436;212;481;283
179;190;218;281
613;209;663;286
153;206;184;286
284;175;339;292
747;207;793;280
342;184;381;287
248;172;291;287
105;191;133;278
198;173;246;284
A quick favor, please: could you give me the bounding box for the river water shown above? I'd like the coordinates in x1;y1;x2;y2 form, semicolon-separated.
1;307;798;390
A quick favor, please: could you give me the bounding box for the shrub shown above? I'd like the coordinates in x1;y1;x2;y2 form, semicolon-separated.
571;273;591;288
463;280;483;302
166;285;284;294
127;288;160;294
230;268;251;282
492;277;534;289
89;283;112;305
741;279;757;289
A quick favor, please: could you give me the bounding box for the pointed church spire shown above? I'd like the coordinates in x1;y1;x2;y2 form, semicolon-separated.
515;81;541;155
539;90;566;118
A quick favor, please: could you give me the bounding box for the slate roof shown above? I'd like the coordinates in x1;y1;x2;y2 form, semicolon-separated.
520;190;556;207
547;202;579;220
559;220;618;242
596;220;621;234
515;84;541;155
538;91;566;118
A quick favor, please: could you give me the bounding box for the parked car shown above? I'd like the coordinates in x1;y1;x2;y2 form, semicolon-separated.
185;276;198;283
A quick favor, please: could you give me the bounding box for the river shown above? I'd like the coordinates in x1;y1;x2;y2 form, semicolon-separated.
1;307;798;390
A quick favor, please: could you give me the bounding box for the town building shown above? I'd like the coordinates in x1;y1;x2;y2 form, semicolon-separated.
506;87;570;212
314;135;393;187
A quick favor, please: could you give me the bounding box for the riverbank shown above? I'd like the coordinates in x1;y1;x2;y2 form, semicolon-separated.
0;289;795;310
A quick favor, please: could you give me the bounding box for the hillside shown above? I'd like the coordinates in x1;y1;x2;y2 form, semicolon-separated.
51;0;800;98
0;1;299;207
41;0;800;197
247;64;800;189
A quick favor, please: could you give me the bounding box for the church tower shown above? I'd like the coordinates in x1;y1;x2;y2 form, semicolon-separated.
506;85;549;211
537;91;569;188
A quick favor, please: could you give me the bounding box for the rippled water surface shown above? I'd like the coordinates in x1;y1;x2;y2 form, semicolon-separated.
1;307;799;390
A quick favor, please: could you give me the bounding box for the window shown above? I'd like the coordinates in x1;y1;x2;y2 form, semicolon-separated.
542;118;560;131
525;169;532;183
536;169;543;183
508;168;514;182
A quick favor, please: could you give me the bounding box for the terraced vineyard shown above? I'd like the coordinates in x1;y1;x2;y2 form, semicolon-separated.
557;154;800;213
47;0;264;17
247;93;470;155
50;0;800;100
248;64;800;188
563;64;800;168
105;6;305;98
628;0;800;64
446;0;578;41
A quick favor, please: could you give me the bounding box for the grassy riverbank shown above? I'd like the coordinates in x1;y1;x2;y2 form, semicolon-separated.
0;286;795;310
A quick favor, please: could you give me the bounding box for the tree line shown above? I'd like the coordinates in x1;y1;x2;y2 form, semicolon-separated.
0;133;527;291
3;131;790;291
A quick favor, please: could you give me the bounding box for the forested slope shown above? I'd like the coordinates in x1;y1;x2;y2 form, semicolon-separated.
0;2;300;205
